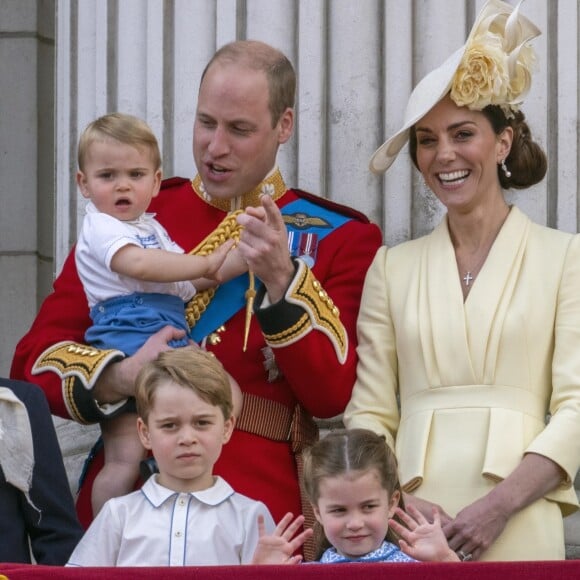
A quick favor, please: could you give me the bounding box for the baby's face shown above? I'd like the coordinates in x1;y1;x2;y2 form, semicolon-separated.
77;138;161;221
313;468;399;559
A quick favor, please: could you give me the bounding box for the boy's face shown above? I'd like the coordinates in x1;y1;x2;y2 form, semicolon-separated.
76;138;162;221
312;468;400;559
137;380;234;493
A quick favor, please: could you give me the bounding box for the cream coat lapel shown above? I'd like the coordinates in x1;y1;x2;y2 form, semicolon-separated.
419;218;470;386
464;207;529;382
420;207;529;386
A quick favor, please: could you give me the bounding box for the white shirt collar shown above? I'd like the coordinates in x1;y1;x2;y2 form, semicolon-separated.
141;474;235;508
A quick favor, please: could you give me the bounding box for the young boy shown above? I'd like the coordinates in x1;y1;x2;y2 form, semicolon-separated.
67;347;309;566
74;113;243;516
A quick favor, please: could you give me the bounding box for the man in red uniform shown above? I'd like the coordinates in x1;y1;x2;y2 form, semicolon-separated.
11;40;382;556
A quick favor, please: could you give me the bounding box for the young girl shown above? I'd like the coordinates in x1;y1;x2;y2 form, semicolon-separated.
302;428;459;563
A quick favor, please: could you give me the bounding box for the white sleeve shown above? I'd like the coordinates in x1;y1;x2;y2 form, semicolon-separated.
80;212;142;270
240;501;276;565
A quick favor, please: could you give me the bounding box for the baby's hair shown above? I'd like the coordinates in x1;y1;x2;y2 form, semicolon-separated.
135;347;233;423
77;112;161;172
302;428;404;558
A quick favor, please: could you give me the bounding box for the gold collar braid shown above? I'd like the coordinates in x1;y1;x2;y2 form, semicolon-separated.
191;168;287;212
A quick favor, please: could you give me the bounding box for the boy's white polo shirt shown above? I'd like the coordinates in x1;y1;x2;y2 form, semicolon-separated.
67;475;275;566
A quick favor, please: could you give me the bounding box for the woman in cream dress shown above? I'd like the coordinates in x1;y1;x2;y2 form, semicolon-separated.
344;0;580;562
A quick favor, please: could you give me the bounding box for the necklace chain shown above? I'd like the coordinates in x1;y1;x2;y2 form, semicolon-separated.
458;209;510;289
462;248;490;287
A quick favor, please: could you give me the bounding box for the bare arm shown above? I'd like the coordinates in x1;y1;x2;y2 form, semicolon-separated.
193;245;248;291
443;453;565;560
110;239;234;284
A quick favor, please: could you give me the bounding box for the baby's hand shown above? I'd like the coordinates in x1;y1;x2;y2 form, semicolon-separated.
204;239;235;282
251;513;312;565
220;245;248;280
389;505;459;562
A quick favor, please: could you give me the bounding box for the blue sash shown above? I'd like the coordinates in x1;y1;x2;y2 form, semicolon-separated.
190;198;351;341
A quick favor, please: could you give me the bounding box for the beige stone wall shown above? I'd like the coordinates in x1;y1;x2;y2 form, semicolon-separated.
0;0;55;377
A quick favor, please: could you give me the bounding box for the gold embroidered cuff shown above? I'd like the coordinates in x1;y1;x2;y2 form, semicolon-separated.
32;341;124;390
262;260;348;363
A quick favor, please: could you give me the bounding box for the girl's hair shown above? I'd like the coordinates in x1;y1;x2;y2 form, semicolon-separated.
302;428;404;558
408;101;547;190
77;112;162;172
135;347;233;422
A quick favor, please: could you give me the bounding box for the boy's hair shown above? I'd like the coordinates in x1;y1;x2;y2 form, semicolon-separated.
201;40;295;128
77;112;161;171
135;347;233;422
302;428;404;557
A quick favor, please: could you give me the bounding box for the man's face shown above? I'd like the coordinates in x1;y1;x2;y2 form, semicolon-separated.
193;62;293;200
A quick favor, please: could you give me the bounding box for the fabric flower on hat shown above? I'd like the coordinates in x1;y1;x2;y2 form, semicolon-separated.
450;0;538;116
451;32;510;110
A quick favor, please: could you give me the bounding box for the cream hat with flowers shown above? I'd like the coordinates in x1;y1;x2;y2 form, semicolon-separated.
369;0;541;174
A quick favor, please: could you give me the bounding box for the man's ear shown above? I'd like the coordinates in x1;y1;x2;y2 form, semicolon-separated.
277;107;294;145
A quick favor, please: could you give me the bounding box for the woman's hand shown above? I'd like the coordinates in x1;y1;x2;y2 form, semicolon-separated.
442;493;508;561
443;453;565;561
403;492;452;526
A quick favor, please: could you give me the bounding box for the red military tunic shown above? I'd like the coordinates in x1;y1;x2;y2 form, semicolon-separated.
11;169;382;530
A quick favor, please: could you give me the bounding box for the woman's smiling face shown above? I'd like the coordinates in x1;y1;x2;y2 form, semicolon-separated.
414;95;512;214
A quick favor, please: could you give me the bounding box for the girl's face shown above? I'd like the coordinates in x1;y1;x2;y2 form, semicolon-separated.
414;95;512;215
313;468;400;559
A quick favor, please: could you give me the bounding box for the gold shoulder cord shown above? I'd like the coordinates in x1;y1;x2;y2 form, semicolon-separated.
185;211;244;330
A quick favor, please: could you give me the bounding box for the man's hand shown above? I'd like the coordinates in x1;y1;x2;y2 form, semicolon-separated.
93;326;187;404
236;194;294;304
251;513;313;565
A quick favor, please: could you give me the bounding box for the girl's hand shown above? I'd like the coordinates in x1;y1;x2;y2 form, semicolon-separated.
389;505;459;562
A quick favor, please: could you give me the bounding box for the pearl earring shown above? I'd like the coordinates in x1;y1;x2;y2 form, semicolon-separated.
500;159;512;178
